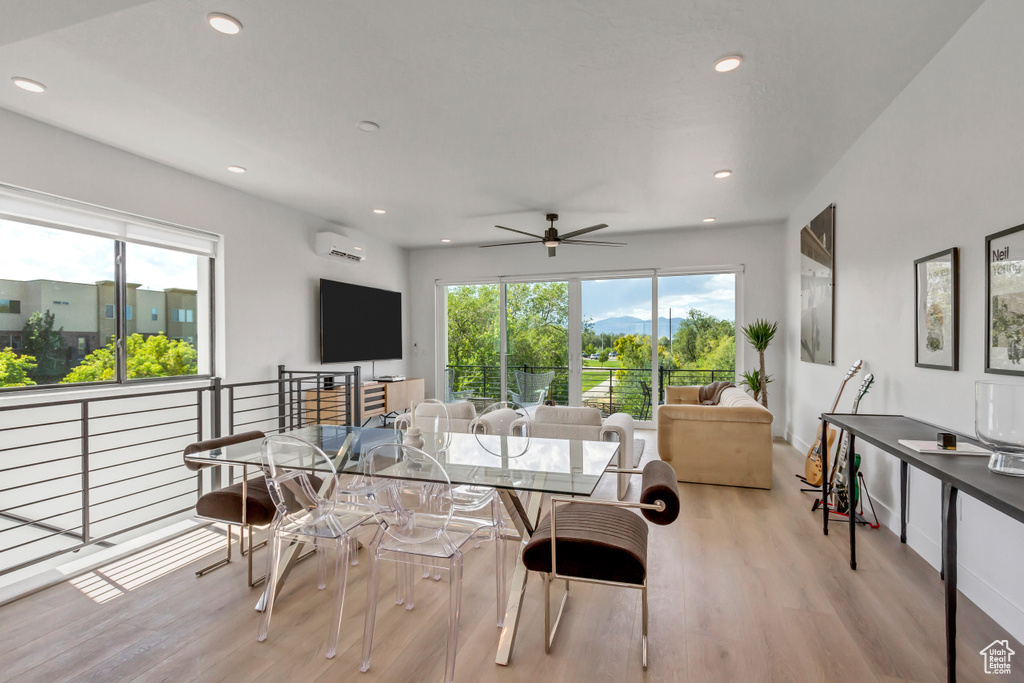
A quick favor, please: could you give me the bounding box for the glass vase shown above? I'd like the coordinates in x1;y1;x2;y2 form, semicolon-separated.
976;381;1024;477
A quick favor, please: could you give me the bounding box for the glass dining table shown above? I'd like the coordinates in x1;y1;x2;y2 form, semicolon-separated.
184;423;621;666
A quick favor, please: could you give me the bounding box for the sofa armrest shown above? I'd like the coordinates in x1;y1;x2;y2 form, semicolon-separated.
665;386;700;405
600;412;634;443
600;412;636;500
509;416;529;436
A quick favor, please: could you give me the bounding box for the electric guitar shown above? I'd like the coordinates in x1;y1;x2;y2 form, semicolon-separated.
803;359;863;487
830;374;874;511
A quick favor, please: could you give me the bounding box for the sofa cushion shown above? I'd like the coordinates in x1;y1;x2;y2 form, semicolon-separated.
718;387;765;409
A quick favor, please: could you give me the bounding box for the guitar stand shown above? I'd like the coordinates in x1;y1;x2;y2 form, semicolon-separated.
795;473;822;494
811;472;880;529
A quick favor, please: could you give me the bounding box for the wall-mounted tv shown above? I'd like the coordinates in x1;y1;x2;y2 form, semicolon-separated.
320;279;402;363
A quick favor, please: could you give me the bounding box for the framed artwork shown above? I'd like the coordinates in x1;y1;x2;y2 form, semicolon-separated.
800;204;835;365
914;248;959;370
986;223;1024;375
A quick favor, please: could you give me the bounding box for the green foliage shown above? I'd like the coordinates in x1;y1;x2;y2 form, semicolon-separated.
505;282;569;369
669;309;736;374
739;368;773;401
61;333;197;384
742;318;778;352
0;348;37;387
22;310;66;381
598;348;610;364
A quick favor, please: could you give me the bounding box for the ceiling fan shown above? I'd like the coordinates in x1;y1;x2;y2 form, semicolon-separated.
479;213;625;257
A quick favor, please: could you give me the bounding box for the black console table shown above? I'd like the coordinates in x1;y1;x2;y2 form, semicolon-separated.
819;413;1024;683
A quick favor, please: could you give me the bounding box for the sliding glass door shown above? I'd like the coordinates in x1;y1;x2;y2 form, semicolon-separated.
580;277;653;420
440;269;739;425
445;284;500;403
505;281;569;407
656;273;738;404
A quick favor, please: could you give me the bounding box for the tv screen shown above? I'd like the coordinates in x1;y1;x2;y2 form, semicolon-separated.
320;279;402;363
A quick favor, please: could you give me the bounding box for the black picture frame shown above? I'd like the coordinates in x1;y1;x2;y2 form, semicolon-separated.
986;223;1024;375
914;247;959;371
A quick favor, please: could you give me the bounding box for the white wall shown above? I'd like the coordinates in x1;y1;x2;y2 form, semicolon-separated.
0;108;410;383
408;221;787;431
784;0;1024;642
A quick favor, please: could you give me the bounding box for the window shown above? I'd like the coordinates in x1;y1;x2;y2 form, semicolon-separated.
0;187;218;391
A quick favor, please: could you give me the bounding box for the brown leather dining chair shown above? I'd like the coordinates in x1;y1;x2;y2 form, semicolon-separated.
521;459;680;669
183;430;276;587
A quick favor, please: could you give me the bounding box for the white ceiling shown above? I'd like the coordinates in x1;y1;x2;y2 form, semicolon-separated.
0;0;982;248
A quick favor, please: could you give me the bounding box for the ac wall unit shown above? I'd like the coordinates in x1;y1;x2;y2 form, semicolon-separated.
315;231;366;262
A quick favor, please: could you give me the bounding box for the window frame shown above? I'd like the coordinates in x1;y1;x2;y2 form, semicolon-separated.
0;184;219;394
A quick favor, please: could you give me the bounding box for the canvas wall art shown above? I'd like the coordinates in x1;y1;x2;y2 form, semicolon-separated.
914;247;959;371
987;223;1024;375
800;204;835;365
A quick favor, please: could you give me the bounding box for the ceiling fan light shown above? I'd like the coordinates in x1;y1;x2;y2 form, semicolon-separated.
543;240;559;248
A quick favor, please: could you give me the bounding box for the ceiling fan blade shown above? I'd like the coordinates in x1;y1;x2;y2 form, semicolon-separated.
479;240;540;248
495;225;544;239
548;246;557;257
558;223;609;240
560;238;626;246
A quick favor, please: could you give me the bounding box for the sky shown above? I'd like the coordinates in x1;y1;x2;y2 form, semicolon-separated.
1;219;198;291
582;273;735;322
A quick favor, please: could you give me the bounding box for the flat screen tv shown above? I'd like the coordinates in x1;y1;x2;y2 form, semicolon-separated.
320;279;402;363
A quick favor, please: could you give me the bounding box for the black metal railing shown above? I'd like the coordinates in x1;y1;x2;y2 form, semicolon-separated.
446;364;734;419
0;366;360;579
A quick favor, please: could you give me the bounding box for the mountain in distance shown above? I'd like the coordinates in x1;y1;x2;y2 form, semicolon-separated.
590;316;679;336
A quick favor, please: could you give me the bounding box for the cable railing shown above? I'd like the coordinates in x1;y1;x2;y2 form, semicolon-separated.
0;365;360;579
446;364;735;419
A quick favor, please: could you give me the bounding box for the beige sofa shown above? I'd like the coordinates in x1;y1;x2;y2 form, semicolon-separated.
657;385;773;489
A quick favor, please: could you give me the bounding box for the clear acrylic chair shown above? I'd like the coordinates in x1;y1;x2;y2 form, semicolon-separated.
359;443;505;683
256;434;374;659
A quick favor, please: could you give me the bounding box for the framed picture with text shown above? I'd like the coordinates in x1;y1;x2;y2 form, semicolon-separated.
914;248;959;370
986;223;1024;375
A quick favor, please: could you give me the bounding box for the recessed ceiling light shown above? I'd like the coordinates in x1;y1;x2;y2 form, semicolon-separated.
714;55;743;73
441;238;451;243
227;165;246;173
208;13;242;35
353;246;363;251
12;77;46;93
703;217;716;223
714;169;732;179
373;209;386;214
358;121;380;132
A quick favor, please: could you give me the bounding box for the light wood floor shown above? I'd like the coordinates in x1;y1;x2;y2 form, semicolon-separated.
2;434;1022;682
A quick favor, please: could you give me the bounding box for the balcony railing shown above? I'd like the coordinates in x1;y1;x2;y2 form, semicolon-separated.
447;364;735;419
0;365;361;581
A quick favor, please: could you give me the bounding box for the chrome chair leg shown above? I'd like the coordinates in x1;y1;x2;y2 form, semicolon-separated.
543;572;569;654
641;582;648;670
196;524;233;576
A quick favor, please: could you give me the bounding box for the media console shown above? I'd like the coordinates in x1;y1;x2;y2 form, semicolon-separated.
304;377;424;425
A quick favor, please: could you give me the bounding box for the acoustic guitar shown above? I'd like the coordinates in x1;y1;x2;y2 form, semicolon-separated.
803;359;863;487
832;374;874;511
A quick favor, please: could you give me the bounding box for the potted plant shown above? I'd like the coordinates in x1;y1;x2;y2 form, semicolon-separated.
741;319;777;408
